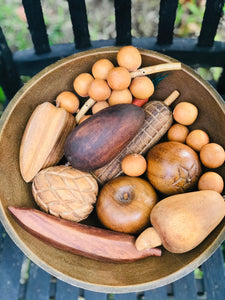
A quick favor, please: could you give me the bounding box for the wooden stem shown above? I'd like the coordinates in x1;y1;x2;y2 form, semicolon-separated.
130;62;182;78
76;63;181;123
135;227;162;251
75;98;95;123
163;90;180;106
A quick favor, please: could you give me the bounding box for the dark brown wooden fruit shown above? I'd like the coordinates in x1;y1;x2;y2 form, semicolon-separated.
8;206;161;262
146;141;202;195
64;104;145;171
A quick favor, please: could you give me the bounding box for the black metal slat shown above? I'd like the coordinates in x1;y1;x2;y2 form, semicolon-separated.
67;0;91;49
157;0;179;45
0;27;23;102
22;0;50;54
217;68;225;95
114;0;132;46
12;37;225;77
198;0;225;47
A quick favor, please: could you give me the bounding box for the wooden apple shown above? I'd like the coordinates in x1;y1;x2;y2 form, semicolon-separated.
96;176;158;234
146;141;202;195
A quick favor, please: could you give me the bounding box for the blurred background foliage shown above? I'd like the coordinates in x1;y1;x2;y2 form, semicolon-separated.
0;0;225;112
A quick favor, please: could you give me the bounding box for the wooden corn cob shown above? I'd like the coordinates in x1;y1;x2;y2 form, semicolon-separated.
91;90;180;185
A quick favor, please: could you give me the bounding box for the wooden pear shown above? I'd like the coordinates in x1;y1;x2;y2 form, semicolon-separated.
135;190;225;253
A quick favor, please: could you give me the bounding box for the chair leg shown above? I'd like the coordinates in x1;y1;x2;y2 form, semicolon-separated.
217;67;225;97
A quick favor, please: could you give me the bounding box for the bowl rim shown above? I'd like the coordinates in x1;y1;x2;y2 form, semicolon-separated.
0;46;225;293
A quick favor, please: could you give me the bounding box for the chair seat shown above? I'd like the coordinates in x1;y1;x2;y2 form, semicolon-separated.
0;222;224;300
0;1;225;299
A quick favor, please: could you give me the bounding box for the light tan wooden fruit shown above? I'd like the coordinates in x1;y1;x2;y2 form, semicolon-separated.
135;190;225;254
32;165;98;222
19;102;75;182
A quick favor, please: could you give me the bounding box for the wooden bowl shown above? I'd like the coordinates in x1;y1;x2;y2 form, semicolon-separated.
0;47;224;293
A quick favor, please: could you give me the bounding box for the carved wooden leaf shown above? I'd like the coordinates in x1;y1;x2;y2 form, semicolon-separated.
19;102;75;182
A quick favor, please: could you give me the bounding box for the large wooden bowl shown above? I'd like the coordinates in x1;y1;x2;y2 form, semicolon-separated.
0;47;224;293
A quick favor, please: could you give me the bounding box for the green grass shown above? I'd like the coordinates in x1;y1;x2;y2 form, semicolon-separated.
0;4;32;52
0;87;6;103
175;0;205;38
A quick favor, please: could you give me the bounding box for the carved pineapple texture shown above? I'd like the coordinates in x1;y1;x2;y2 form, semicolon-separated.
32;165;99;222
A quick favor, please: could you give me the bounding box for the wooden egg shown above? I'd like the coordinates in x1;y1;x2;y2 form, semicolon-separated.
117;45;142;71
56;91;80;113
73;73;94;97
173;102;198;125
107;67;131;90
167;123;189;143
186;129;210;151
129;76;154;99
121;153;147;176
92;58;114;80
198;171;224;193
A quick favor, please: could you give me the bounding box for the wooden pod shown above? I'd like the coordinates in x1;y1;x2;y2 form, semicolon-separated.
64;104;145;171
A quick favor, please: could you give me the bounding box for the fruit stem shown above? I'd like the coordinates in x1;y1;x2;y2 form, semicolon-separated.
123;192;129;200
163;90;180;106
130;62;182;78
75;98;95;123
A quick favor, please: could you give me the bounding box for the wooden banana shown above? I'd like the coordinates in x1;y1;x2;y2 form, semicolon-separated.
8;206;161;262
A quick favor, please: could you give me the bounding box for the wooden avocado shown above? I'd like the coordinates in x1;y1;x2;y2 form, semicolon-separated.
64;104;145;171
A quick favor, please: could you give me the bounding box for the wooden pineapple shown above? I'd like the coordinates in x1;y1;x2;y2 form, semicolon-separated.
32;165;99;222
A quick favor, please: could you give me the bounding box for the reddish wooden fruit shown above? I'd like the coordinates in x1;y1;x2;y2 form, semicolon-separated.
132;98;149;107
8;206;161;262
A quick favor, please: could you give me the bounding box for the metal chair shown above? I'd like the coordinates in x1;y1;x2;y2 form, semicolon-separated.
0;1;225;299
